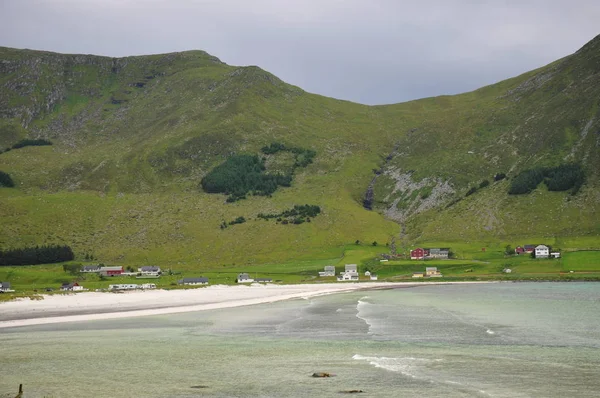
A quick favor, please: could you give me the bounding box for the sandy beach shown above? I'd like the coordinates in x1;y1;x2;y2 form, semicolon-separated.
0;281;488;329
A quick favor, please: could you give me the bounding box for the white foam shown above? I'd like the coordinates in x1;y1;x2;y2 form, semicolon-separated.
486;329;495;335
352;354;439;379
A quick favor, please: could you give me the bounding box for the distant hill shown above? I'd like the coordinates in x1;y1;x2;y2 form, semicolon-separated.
0;35;598;266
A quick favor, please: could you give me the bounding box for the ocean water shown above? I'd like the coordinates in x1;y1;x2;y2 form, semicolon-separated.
1;282;599;397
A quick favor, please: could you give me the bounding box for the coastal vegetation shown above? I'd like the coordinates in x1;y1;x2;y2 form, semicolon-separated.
0;171;14;187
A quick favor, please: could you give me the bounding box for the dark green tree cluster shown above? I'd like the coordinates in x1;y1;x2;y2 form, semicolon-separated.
0;245;75;266
0;171;14;187
544;164;585;194
509;164;584;195
494;173;506;181
508;168;545;194
200;155;292;202
257;204;321;224
11;139;53;149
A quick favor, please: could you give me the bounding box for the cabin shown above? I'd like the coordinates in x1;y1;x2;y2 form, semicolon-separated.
412;272;424;278
318;266;336;277
236;273;254;283
337;273;359;281
344;264;358;275
364;271;371;276
515;246;525;255
0;281;14;292
81;265;101;273
503;268;512;273
61;282;84;291
535;245;550;258
100;266;124;276
410;248;426;260
369;274;378;281
524;245;536;254
178;277;209;286
425;267;443;277
138;266;161;275
255;278;272;283
109;284;139;290
551;252;561;259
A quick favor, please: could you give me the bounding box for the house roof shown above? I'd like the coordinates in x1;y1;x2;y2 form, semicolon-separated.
100;266;123;271
82;265;100;270
255;278;272;282
324;266;335;271
425;267;438;271
179;277;208;284
535;245;549;249
141;266;160;271
237;273;250;279
1;281;11;288
524;245;536;249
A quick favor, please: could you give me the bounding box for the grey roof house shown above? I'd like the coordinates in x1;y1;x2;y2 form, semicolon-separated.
178;277;209;285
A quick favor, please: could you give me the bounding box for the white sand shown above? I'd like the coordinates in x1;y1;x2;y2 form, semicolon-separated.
0;282;488;329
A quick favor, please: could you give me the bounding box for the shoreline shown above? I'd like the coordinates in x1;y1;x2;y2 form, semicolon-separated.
0;281;491;329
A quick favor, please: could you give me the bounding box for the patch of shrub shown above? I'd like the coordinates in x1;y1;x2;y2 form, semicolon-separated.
494;173;506;181
12;139;52;149
479;180;490;189
465;186;478;197
258;204;321;225
0;171;14;187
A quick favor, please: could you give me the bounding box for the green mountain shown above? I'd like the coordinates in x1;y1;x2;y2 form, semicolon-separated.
1;35;599;266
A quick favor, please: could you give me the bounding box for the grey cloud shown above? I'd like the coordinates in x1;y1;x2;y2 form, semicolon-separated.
1;0;598;104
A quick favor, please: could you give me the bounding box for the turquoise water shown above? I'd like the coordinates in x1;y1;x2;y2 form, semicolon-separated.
1;282;599;397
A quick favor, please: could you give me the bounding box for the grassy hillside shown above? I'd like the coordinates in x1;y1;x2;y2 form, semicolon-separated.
1;35;599;269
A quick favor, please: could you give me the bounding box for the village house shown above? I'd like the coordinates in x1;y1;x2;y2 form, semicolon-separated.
318;265;336;277
0;281;14;292
426;267;443;277
236;273;254;283
138;266;161;275
178;277;209;286
524;245;536;254
81;265;101;273
515;246;525;255
369;274;378;281
551;252;561;259
61;282;84;291
428;248;449;259
410;248;427;260
412;272;424;278
535;245;550;258
109;284;138;291
99;266;124;276
337;264;359;281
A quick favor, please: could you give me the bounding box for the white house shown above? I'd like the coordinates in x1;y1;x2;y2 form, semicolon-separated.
255;278;273;283
236;273;254;283
318;266;336;277
138;266;161;275
344;264;358;275
81;265;101;273
551;252;561;259
337;273;359;281
178;277;208;286
535;245;550;258
364;271;371;276
0;281;14;292
369;274;378;281
61;282;85;291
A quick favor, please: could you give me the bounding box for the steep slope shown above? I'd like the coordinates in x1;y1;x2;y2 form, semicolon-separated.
0;35;599;266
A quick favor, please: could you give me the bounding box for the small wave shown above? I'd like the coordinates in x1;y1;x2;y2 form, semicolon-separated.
352;354;440;378
486;329;495;335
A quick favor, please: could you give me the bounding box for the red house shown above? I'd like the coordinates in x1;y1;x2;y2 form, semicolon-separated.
515;246;525;255
100;266;123;276
410;248;425;260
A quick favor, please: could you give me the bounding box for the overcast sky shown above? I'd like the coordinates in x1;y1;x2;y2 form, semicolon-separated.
1;0;598;105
